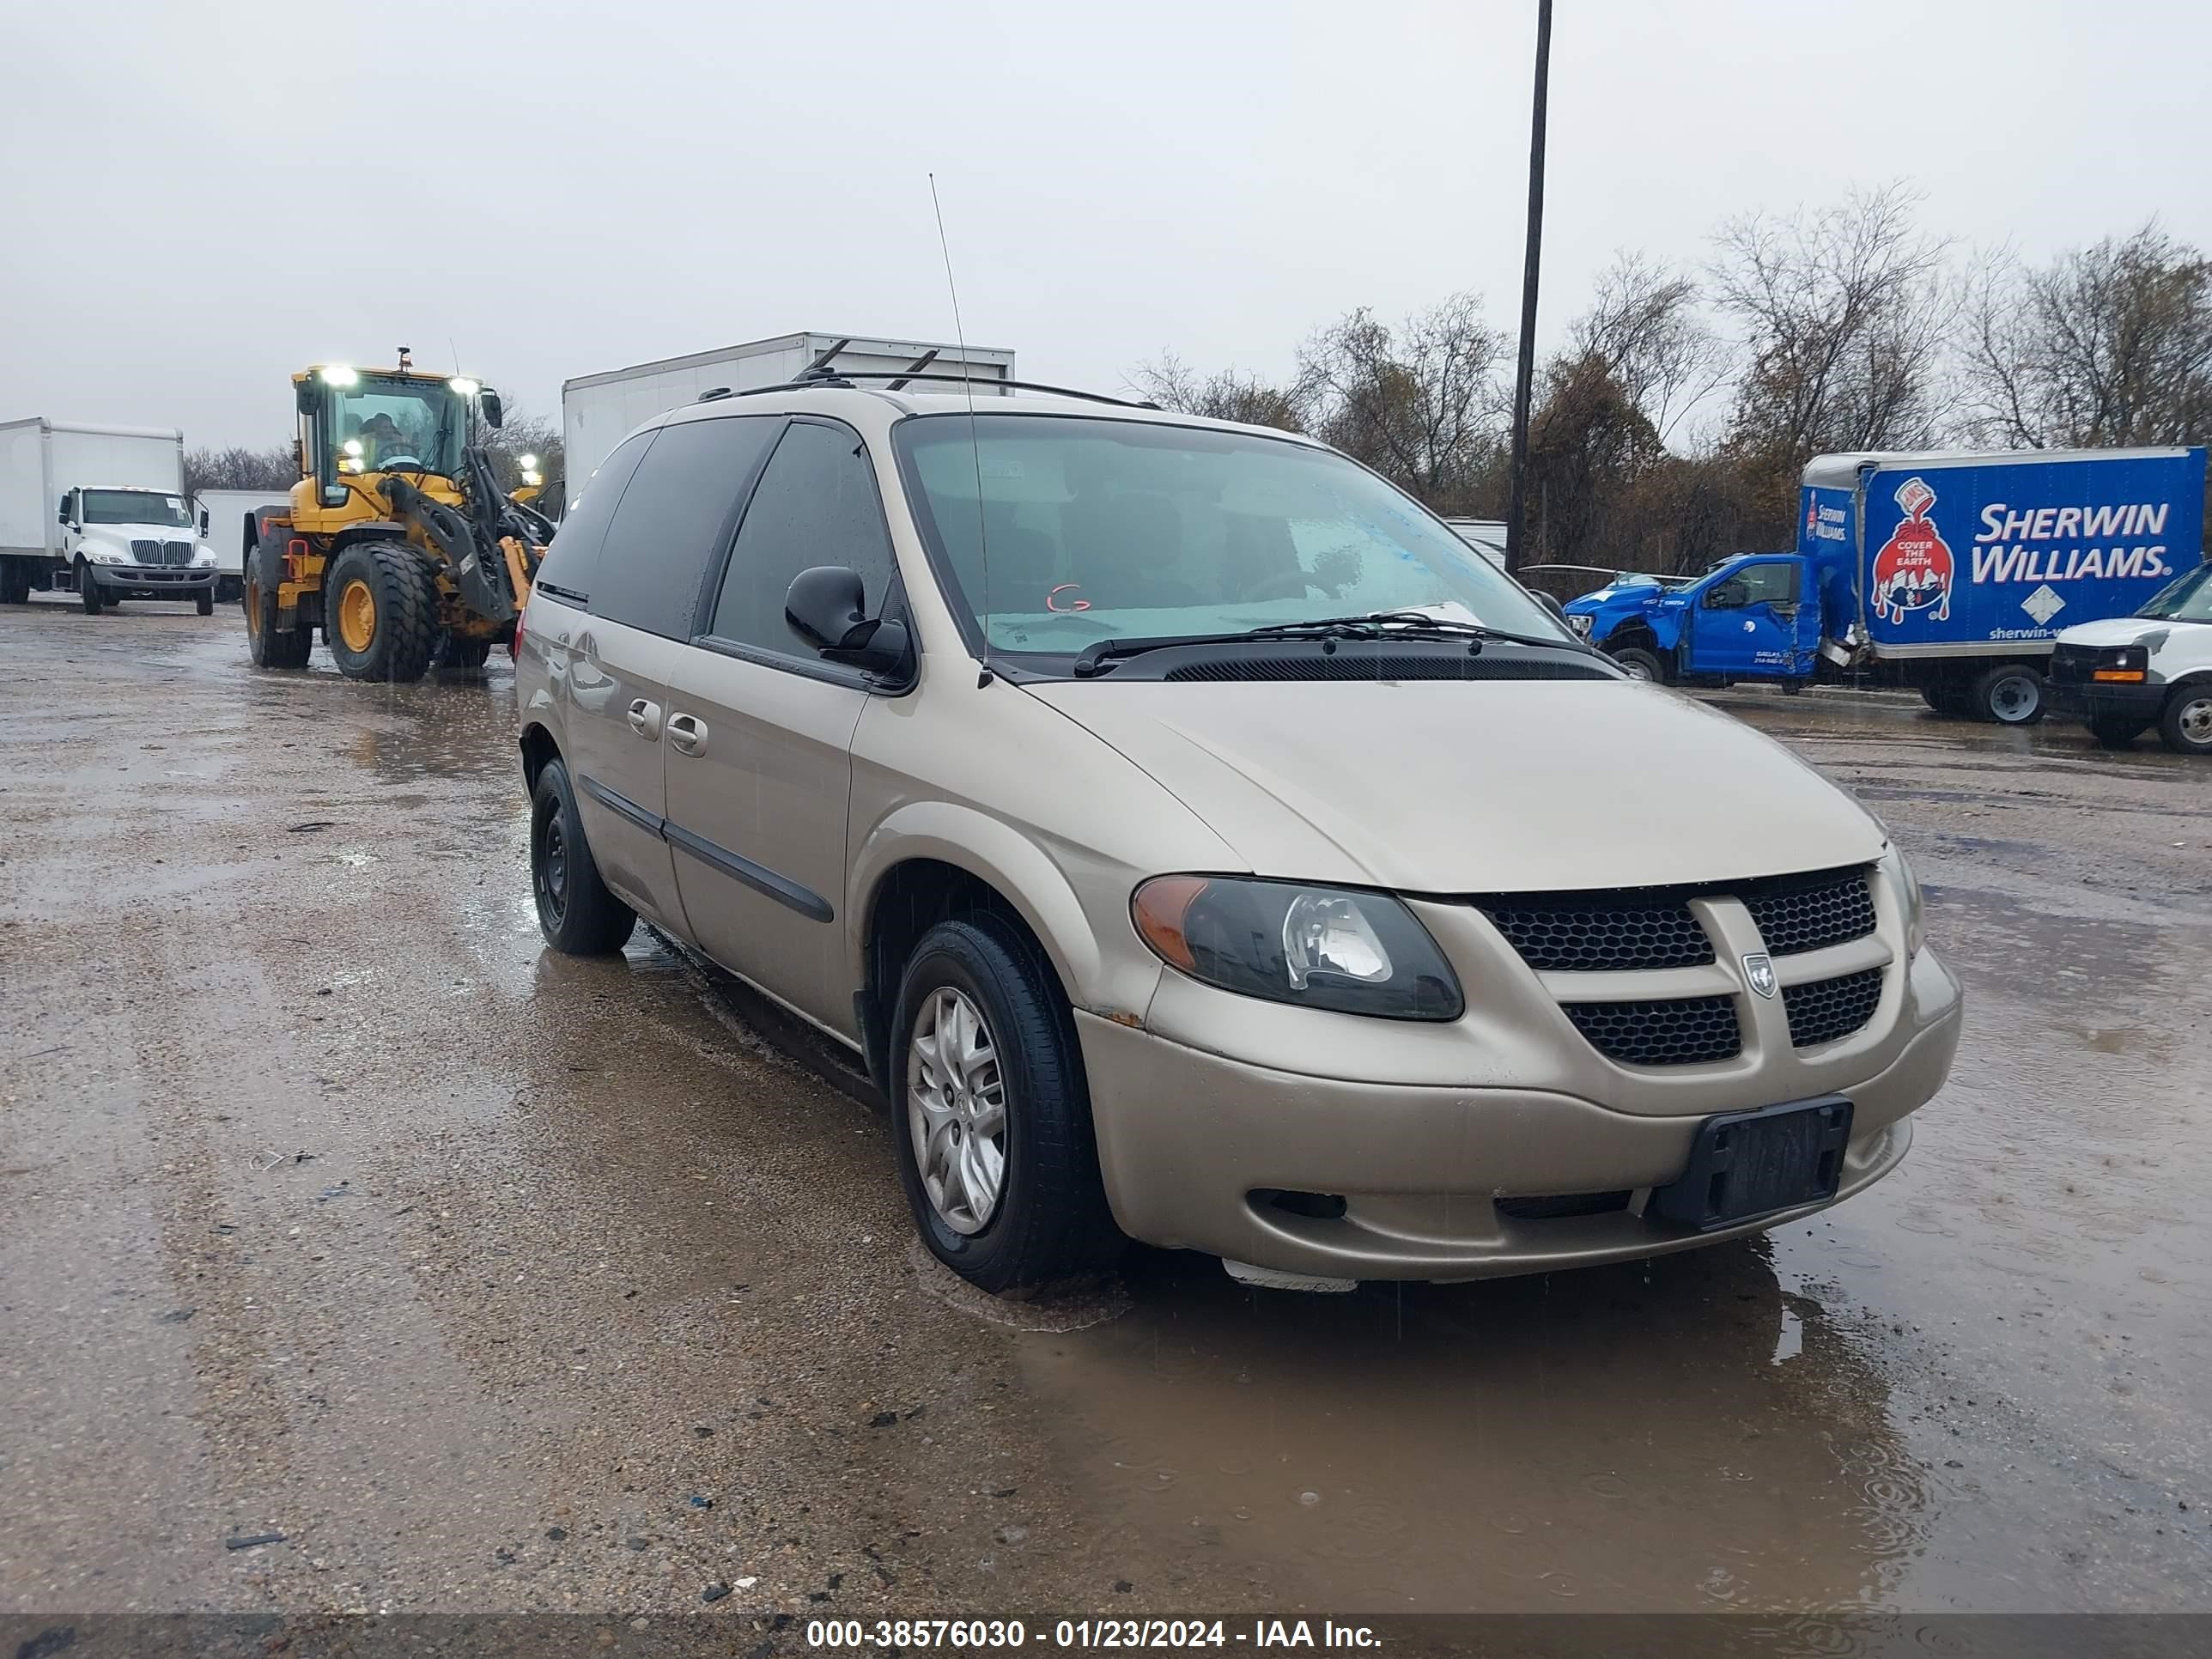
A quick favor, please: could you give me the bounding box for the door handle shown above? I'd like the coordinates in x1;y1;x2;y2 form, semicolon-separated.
665;713;708;757
626;698;662;739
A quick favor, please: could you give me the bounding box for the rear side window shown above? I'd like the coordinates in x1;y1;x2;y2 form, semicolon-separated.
593;416;781;639
535;430;653;600
708;420;896;656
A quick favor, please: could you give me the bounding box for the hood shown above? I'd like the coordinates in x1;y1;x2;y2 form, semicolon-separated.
2055;616;2164;648
1027;678;1885;894
83;521;197;544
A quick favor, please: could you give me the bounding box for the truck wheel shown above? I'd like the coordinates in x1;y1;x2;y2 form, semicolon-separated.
325;542;439;683
195;591;215;617
2158;685;2212;756
530;757;635;954
1612;646;1665;684
1971;663;2045;726
433;633;494;673
244;559;312;669
77;561;103;615
890;915;1126;1292
0;559;28;605
2087;717;2147;750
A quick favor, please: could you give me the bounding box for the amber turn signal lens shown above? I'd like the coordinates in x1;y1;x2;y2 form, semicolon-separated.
1130;876;1209;972
2092;669;2146;682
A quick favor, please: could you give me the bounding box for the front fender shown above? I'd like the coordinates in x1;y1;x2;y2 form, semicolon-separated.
848;799;1161;1025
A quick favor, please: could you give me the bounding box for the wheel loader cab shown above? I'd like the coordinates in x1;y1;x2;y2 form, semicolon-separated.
246;360;536;682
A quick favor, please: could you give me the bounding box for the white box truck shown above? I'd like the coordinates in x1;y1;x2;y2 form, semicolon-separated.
561;331;1014;510
1;418;219;613
191;486;293;603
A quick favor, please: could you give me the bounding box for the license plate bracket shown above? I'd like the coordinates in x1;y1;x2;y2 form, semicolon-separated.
1649;1095;1855;1232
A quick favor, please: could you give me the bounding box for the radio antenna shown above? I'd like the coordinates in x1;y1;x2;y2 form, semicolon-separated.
929;172;994;685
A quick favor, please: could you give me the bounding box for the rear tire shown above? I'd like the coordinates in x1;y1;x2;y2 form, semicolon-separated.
77;561;103;615
530;757;636;954
325;541;439;682
244;553;312;669
890;915;1125;1291
2158;685;2212;756
1611;646;1665;684
2088;716;2148;750
0;559;29;605
1971;662;2045;725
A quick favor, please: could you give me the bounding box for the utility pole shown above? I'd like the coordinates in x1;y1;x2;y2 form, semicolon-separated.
1504;0;1553;574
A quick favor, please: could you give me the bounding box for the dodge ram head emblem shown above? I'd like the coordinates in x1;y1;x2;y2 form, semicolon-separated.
1742;953;1778;999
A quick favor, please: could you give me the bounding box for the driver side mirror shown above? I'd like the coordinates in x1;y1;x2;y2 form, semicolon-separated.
785;565;910;674
295;381;319;416
199;507;211;535
479;391;504;430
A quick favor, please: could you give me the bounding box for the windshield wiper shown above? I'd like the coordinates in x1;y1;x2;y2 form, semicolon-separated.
1070;611;1577;677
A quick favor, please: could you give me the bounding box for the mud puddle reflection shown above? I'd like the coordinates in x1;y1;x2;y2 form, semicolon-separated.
1019;1241;1923;1613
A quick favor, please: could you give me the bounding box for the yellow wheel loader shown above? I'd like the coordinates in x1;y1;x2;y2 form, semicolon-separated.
244;352;552;680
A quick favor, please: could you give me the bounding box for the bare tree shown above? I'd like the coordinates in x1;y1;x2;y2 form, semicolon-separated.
184;444;295;495
1957;222;2212;448
475;409;564;497
1127;351;1308;431
1296;294;1509;508
1567;251;1731;444
1711;182;1956;458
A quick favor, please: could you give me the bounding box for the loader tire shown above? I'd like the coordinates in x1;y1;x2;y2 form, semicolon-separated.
325;542;438;683
433;633;494;673
244;552;312;669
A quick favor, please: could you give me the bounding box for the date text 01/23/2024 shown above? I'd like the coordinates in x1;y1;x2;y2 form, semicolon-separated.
805;1618;1381;1650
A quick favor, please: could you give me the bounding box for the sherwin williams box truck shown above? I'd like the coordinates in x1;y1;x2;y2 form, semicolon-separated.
1565;447;2208;723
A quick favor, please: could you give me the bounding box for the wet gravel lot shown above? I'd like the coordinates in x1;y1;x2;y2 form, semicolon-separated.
2;599;2209;1621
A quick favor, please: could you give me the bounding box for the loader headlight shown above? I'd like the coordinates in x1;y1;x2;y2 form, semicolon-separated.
1131;876;1464;1020
448;376;480;397
321;364;358;386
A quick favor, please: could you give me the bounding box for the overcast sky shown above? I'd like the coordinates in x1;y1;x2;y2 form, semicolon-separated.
6;0;2209;449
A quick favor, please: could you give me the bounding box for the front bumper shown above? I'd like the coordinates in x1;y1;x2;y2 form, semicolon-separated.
87;562;216;596
2046;680;2165;723
1078;945;1962;1282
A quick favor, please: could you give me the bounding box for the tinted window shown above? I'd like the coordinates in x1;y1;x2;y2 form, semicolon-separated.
595;416;781;639
709;421;896;655
536;430;653;599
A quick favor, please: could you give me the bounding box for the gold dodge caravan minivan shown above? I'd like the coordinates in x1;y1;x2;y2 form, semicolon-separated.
515;379;1960;1293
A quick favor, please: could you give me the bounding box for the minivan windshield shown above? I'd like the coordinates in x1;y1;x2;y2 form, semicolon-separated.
895;414;1567;657
82;489;191;528
2139;562;2212;623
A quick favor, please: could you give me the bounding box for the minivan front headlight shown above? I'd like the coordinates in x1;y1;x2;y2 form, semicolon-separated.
1131;876;1464;1020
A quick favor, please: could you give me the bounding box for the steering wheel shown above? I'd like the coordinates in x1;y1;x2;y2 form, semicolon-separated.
378;453;423;471
1237;571;1317;604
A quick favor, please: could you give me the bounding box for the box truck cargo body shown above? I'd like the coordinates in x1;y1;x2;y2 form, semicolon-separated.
0;418;220;608
192;486;292;600
562;332;1014;509
1566;447;2207;723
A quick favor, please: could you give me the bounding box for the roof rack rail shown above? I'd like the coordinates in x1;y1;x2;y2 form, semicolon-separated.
714;368;1158;410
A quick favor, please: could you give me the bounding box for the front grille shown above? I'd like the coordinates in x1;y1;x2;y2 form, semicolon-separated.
1741;868;1876;957
131;538;160;561
2048;645;2095;685
1496;1190;1632;1220
125;539;193;567
1563;996;1741;1066
1158;653;1611;683
1479;896;1712;971
1782;967;1884;1048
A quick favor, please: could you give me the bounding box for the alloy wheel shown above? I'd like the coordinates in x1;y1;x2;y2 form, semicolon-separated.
906;986;1007;1236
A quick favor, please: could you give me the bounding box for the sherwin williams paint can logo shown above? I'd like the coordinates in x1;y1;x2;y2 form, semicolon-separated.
1871;476;1954;623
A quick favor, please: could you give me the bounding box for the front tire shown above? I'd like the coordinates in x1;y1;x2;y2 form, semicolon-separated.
890;916;1123;1291
2088;716;2148;750
244;553;312;668
1611;646;1665;683
325;542;439;682
2158;685;2212;756
530;757;635;954
77;561;103;615
1971;662;2045;725
195;590;215;617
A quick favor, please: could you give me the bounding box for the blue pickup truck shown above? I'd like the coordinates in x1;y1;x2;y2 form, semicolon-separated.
1564;447;2209;723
